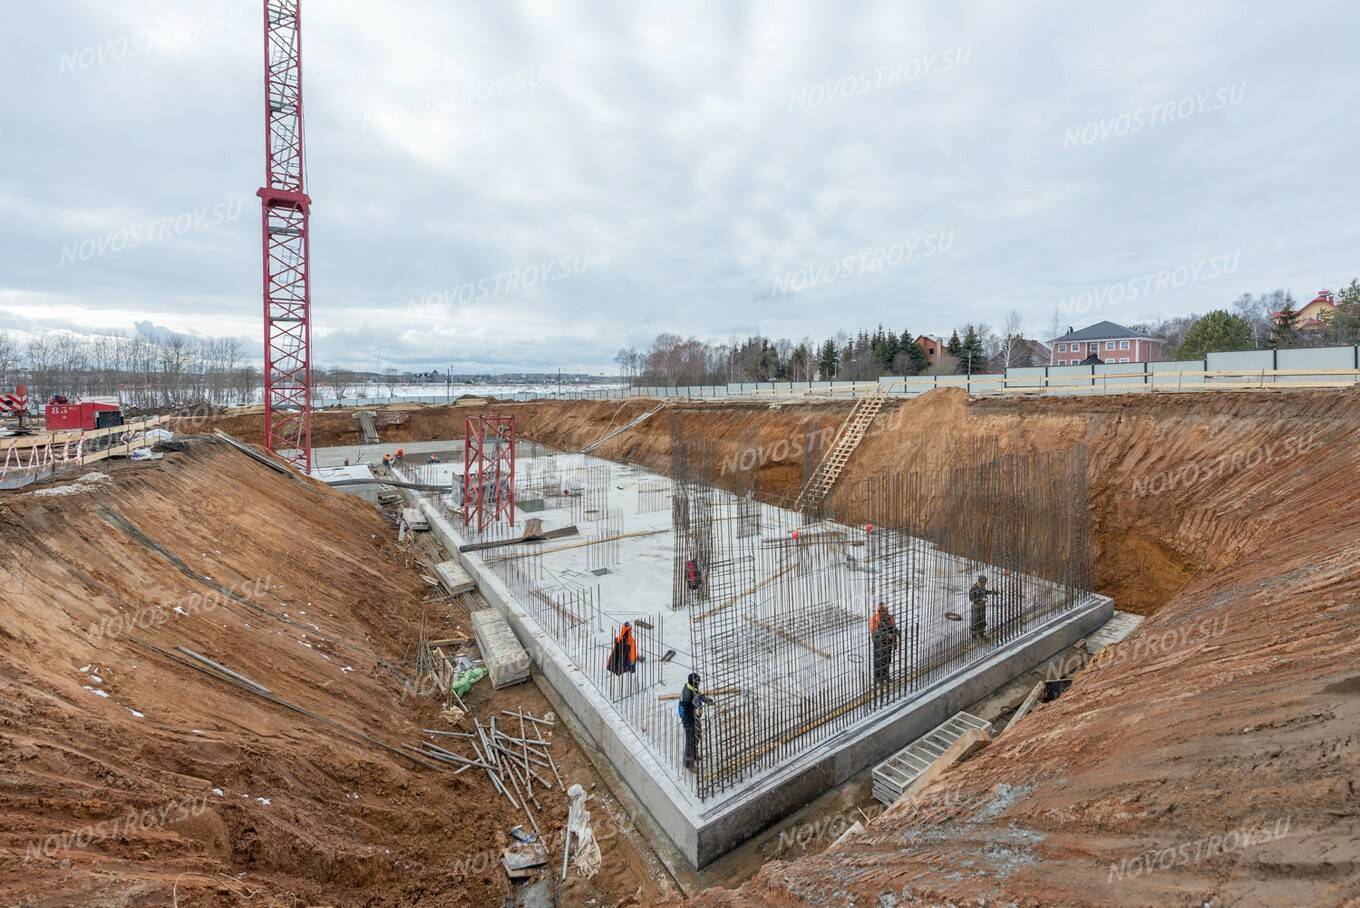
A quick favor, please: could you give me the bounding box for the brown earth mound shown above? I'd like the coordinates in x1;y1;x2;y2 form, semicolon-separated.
0;441;663;906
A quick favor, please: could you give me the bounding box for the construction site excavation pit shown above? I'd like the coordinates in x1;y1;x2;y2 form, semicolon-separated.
393;440;1111;868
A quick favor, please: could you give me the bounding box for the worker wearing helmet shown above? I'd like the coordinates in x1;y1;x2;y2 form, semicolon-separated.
680;672;708;771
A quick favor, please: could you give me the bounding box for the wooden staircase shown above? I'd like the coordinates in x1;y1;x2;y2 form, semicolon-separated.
794;389;889;513
355;410;380;445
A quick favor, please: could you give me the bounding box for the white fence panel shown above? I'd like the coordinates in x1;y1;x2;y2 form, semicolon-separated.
1275;346;1358;384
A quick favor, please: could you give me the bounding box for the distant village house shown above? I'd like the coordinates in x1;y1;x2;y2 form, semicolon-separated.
1050;321;1164;366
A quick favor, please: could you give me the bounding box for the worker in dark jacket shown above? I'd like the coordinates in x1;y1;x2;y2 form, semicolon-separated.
680;672;708;770
870;603;899;684
969;575;1001;642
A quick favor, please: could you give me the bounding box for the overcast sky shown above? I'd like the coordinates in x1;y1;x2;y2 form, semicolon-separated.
2;1;1357;372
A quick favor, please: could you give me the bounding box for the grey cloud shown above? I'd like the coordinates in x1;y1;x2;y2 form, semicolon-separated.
2;0;1357;369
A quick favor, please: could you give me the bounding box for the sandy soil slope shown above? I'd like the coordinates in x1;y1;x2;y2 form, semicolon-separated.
0;441;666;906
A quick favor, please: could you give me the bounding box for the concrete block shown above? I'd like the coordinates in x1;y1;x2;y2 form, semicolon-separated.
401;507;429;531
434;559;475;596
471;608;530;688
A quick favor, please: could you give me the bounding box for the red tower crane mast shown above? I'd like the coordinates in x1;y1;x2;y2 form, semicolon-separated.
257;0;313;472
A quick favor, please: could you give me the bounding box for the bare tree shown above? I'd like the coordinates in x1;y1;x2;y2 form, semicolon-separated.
0;331;17;391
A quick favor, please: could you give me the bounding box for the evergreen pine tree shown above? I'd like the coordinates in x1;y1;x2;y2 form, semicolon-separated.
955;326;985;374
1270;295;1301;349
816;339;838;379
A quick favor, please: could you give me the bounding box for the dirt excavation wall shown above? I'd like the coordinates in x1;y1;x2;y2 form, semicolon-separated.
0;442;670;906
213;388;1360;903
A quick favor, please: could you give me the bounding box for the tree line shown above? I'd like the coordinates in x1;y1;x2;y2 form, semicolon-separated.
618;310;1050;387
621;281;1360;387
1134;282;1360;359
0;329;378;411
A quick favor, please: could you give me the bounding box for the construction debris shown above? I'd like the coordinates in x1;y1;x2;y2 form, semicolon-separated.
1001;681;1047;736
562;782;602;880
459;517;579;553
501;841;550;878
471;609;531;689
412;709;564;837
400;507;429;531
433;558;476;596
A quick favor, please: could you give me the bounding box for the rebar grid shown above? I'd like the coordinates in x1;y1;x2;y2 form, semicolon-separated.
637;478;672;514
672;425;1095;800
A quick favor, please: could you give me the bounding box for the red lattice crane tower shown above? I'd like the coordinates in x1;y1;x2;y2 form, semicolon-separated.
257;0;313;472
464;415;516;533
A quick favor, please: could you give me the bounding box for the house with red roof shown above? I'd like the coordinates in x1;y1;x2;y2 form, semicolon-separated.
1276;290;1339;331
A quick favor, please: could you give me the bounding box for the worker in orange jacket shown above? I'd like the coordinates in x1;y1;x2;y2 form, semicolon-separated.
606;621;637;675
870;603;899;684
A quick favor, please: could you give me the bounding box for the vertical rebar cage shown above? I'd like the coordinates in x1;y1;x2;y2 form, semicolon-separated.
672;422;1095;800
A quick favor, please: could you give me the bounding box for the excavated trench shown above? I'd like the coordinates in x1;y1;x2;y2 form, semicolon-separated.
213;388;1360;904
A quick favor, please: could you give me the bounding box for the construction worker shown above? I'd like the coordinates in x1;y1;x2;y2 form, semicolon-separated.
870;603;899;684
680;672;708;770
605;621;637;675
382;453;392;469
969;575;1001;642
395;447;405;465
684;557;702;592
428;453;440;464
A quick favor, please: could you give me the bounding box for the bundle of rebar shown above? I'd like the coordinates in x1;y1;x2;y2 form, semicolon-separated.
408;709;563;835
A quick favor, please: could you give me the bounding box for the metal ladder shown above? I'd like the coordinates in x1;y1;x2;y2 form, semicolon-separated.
871;711;992;805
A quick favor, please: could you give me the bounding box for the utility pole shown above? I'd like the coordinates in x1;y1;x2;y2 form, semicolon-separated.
258;0;313;472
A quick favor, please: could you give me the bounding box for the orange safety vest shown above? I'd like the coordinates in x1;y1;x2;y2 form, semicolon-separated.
871;609;893;634
615;624;637;662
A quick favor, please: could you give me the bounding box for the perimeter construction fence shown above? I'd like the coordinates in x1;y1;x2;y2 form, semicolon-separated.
452;344;1360;404
0;416;169;489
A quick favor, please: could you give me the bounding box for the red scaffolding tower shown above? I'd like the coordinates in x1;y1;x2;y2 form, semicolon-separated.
464;415;516;533
257;0;313;472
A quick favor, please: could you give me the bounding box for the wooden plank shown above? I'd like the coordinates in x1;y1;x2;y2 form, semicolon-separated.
1001;681;1047;736
0;415;165;452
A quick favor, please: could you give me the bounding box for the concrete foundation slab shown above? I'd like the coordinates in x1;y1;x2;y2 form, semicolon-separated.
396;450;1114;867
